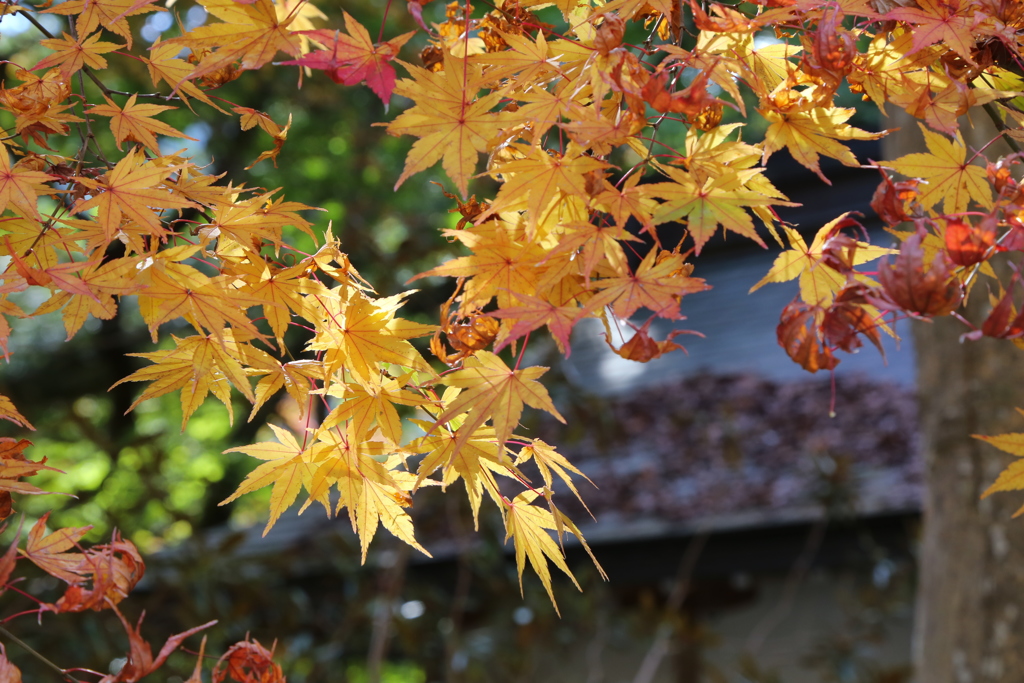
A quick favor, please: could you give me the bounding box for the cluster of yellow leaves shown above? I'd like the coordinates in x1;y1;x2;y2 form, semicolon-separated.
4;0;1024;606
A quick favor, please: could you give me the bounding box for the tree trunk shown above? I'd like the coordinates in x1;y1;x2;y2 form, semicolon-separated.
887;113;1024;681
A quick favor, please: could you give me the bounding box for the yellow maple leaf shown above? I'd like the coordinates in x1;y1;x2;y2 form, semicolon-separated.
760;106;883;184
306;288;432;389
750;213;895;306
112;331;260;428
504;490;586;613
888;123;993;215
434;350;564;452
387;51;509;198
649;166;788;253
410;417;507;528
221;424;323;535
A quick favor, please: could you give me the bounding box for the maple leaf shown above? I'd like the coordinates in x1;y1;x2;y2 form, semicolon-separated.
412;225;547;311
887;0;975;64
978;430;1024;515
111;332;261;428
249;358;324;420
99;608;215;683
606;321;700;362
410;417;507;527
750;213;895;306
49;531;145;613
0;141;55;220
321;376;431;445
171;0;303;83
888;124;993;214
34;32;124;78
387;51;509;197
649;165;787;252
32;257;143;340
0;394;32;430
212;638;285;683
504;490;584;613
89;95;196;153
73;149;194;243
491;290;582;356
308;426;429;560
516;438;592;506
44;0;162;48
222;424;322;534
143;41;222;111
20;513;91;584
479;145;608;238
590;249;710;321
776;298;837;373
874;230;963;318
760;106;884;184
281;13;416;103
307;289;433;389
434;351;564;452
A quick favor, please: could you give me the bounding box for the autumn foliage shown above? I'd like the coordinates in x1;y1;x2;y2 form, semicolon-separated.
2;0;1024;676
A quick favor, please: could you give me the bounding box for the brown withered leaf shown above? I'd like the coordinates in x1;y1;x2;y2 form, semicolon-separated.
49;531;145;612
870;166;919;226
875;230;963;317
777;299;838;373
98;608;215;683
821;283;886;357
605;321;702;362
641;69;721;115
594;12;625;54
964;282;1024;341
0;647;21;683
212;638;285;683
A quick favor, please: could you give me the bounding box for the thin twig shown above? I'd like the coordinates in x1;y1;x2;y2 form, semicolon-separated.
0;625;84;682
632;529;709;683
744;518;827;654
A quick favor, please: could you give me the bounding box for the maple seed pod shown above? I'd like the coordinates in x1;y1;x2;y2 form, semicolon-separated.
594;13;626;55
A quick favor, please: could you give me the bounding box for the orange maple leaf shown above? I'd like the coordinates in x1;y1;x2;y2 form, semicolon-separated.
89;95;196;153
590;248;710;320
34;32;124;77
171;0;303;84
73;149;194;243
491;291;583;356
20;513;92;585
0;141;55;220
887;0;975;64
44;0;162;48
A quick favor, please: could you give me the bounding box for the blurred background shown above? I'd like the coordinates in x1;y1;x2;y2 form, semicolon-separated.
0;2;919;681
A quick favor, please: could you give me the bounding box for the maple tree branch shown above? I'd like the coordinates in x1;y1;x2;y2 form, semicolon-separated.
0;625;84;682
982;101;1023;155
